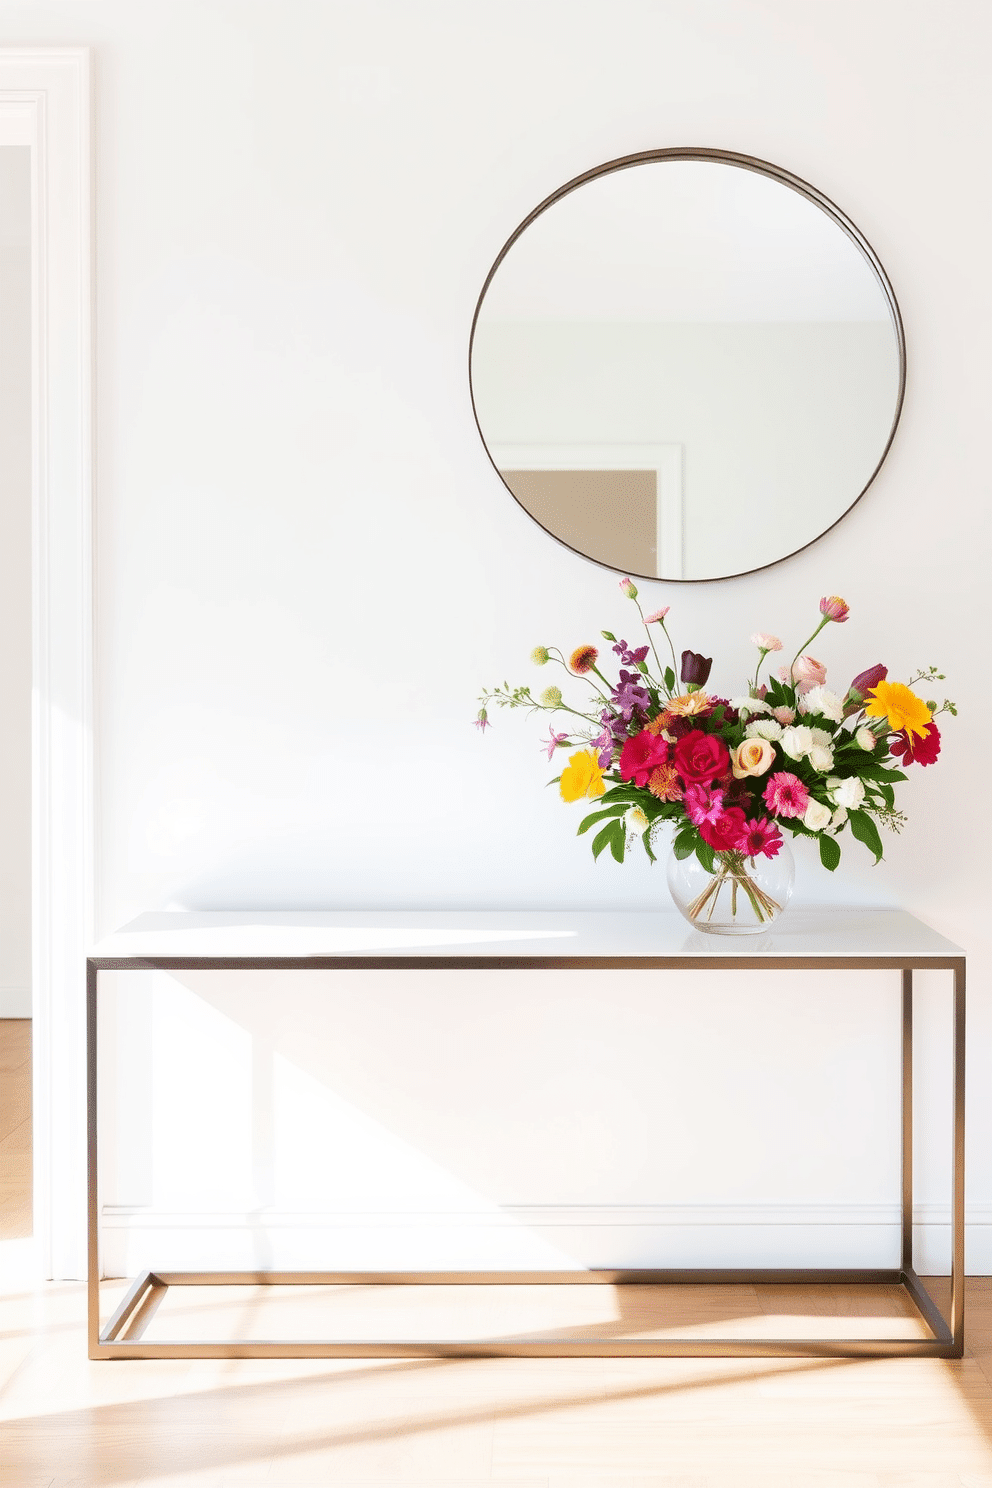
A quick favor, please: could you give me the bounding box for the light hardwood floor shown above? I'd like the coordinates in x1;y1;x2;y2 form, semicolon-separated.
3;1017;992;1487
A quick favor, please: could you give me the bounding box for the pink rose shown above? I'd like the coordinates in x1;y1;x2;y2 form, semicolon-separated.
673;729;730;785
699;806;748;853
792;654;827;694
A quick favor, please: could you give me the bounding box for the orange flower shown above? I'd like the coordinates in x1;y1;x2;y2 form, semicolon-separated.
648;763;683;801
864;680;932;740
569;645;599;674
666;692;712;717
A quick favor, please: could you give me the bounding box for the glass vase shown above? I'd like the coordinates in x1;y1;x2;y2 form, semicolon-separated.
666;841;794;935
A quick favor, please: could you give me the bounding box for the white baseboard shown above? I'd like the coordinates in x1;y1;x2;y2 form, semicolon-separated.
0;985;30;1017
99;1203;992;1278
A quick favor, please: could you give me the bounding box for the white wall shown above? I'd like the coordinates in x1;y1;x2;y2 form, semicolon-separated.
2;0;987;1274
0;145;31;1018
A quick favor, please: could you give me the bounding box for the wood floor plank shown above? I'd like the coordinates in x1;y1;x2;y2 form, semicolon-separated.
6;1021;992;1486
0;1018;31;1070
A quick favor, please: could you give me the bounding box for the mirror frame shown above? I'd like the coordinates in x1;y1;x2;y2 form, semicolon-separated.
469;147;907;583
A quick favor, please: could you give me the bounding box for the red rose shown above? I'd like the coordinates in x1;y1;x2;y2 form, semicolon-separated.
698;807;748;853
619;729;671;788
674;729;730;785
891;721;941;767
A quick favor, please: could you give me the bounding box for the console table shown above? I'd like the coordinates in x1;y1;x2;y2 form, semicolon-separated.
87;908;965;1360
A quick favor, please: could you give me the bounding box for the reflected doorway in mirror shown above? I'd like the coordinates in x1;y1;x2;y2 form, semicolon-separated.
491;442;683;579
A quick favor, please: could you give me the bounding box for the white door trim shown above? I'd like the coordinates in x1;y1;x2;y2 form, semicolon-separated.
0;49;93;1280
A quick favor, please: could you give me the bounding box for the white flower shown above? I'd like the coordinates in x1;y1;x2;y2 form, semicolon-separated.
826;776;865;810
625;806;649;837
808;743;835;773
809;727;834;747
803;799;832;832
780;724;814;761
799;685;845;724
856;726;876;751
831;806;848;831
729;696;771;718
746;718;783;741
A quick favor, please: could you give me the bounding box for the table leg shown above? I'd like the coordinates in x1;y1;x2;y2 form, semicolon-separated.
87;960;100;1357
951;959;966;1354
902;969;913;1273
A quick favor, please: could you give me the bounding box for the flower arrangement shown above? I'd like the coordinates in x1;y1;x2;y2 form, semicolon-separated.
476;580;955;929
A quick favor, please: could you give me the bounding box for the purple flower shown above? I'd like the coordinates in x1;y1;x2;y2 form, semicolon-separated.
590;728;614;769
601;707;630;744
474;709;491;732
665;714;696;739
680;649;713;686
708;696;740;726
849;663;888;700
612;638;649;667
612;670;651;722
541;728;569;760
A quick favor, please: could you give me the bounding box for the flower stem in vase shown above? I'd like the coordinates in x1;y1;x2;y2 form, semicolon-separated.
686;852;783;926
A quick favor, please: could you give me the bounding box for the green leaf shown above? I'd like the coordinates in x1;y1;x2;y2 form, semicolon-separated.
577;805;628;836
854;764;908;783
592;820;625;862
664;667;676;691
848;808;884;863
672;827;696;860
819;834;841;871
695;838;716;874
876;782;895;810
642;828;657;864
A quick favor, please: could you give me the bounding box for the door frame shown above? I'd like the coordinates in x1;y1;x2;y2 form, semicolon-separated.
0;48;93;1279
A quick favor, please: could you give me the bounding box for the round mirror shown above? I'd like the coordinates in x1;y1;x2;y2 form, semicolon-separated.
469;149;905;582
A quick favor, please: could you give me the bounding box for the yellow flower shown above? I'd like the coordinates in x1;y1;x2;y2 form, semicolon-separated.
559;749;607;802
863;680;932;739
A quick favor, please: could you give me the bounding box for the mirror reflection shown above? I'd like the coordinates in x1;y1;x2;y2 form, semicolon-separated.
470;154;904;582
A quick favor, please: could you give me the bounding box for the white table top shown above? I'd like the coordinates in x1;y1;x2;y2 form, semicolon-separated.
88;909;964;963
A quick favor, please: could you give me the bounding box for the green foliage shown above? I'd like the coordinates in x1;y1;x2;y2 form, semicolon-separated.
672;826;697;860
592;818;626;863
848;809;884;863
819;834;841;871
851;764;908;783
576;804;627;836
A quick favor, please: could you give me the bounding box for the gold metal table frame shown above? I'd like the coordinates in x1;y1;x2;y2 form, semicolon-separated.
87;934;966;1361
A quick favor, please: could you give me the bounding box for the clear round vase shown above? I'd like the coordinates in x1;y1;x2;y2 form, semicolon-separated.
666;841;795;935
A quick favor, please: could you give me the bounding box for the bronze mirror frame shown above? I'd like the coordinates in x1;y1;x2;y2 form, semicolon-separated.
469;147;907;583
